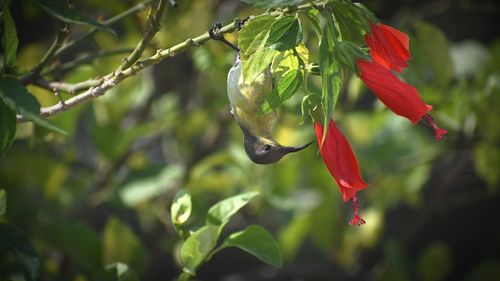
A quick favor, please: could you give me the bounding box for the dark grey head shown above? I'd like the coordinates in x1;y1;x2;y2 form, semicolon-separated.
242;129;312;165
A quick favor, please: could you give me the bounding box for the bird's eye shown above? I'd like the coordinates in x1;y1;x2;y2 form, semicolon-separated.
263;144;272;152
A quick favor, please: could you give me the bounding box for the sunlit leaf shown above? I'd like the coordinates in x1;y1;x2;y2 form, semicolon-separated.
0;100;16;158
0;77;66;135
1;2;19;70
242;33;276;83
266;16;303;51
238;15;276;59
206;191;259;228
179;225;219;274
240;0;305;8
171;189;192;226
261;69;302;114
96;262;140;281
220;225;283;268
271;43;309;78
0;223;39;281
40;221;102;271
34;0;114;34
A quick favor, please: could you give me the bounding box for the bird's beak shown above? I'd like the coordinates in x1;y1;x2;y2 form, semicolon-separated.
282;141;313;153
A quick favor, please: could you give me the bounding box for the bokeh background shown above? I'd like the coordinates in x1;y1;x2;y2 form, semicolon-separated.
1;0;499;280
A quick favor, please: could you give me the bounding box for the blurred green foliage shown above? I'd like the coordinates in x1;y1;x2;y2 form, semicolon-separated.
1;0;499;280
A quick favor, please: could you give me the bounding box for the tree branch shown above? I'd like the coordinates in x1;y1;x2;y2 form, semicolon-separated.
16;2;315;123
16;21;237;122
32;78;102;94
119;0;167;70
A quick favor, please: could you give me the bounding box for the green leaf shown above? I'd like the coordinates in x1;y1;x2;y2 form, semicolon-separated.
318;11;341;143
329;1;369;44
411;21;453;86
2;2;19;70
171;189;192;226
118;165;185;207
33;0;114;34
304;9;322;40
179;225;219;274
0;223;39;281
318;16;332;141
96;263;140;281
206;191;259;228
238;15;276;60
271;43;309;78
261;69;302;114
0;189;5;216
220;225;283;268
242;33;276;83
103;217;147;274
0;99;16;157
40;220;102;271
240;0;305;9
266;16;303;51
0;76;66;135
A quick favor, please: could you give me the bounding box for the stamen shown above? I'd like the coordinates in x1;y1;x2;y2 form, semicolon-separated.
423;114;448;141
349;196;366;226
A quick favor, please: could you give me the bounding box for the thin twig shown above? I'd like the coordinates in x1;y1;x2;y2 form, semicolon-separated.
52;0;157;59
119;0;167;70
20;22;70;83
43;49;133;75
17;22;237;122
32;78;102;94
16;2;315;123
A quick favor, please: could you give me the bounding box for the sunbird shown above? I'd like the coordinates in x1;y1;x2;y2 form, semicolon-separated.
210;23;311;164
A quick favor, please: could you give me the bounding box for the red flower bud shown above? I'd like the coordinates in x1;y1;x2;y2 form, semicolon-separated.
357;59;432;124
315;119;368;200
365;22;410;72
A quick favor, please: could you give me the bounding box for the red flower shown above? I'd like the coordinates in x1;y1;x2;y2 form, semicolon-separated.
365;22;410;72
357;60;447;140
315;119;368;226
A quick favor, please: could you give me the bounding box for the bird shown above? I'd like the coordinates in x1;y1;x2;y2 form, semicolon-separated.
209;22;311;164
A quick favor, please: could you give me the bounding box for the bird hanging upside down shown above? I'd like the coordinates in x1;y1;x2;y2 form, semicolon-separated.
209;22;311;164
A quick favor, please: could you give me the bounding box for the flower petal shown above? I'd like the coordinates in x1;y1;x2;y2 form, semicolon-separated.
357;59;432;124
315;119;368;202
366;22;410;72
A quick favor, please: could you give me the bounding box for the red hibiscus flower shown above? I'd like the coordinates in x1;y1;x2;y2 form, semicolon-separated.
365;22;410;72
357;60;447;141
315;119;368;226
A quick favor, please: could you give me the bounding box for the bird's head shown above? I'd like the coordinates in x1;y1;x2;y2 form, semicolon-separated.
242;128;311;164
